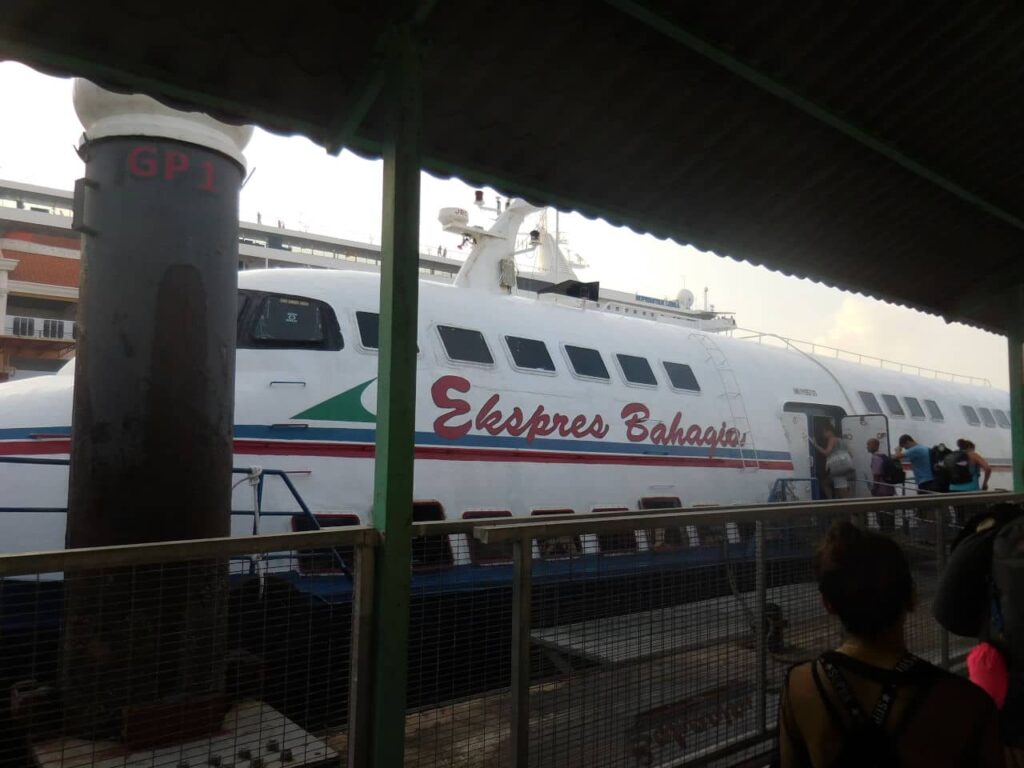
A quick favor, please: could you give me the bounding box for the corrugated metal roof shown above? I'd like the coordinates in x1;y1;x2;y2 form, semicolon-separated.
2;1;1023;332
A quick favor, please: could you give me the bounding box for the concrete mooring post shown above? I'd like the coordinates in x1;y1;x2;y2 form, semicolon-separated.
62;81;251;739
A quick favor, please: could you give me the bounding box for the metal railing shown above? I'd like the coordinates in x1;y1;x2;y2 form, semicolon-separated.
732;329;993;386
0;491;1020;766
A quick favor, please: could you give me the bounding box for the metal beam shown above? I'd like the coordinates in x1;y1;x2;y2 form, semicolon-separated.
1010;286;1024;491
368;26;421;768
605;0;1024;235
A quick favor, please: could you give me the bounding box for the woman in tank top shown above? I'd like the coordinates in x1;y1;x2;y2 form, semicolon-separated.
776;521;1003;767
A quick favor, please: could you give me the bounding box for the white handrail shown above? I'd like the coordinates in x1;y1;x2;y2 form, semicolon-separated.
732;328;992;387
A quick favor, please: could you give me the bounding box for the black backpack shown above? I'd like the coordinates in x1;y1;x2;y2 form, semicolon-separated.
879;454;906;486
944;450;973;485
934;504;1024;745
809;652;930;768
930;443;952;492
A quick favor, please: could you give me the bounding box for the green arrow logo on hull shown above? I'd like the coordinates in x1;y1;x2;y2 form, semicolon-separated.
293;378;378;423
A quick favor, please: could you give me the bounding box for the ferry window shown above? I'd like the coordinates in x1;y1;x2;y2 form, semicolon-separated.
354;311;418;353
592;506;637;555
412;502;453;569
663;362;701;392
506;335;555;372
904;397;926;419
995;409;1012;429
641;496;687;551
978;407;997;428
244;293;343;350
881;394;905;417
962;405;981;426
858;391;882;414
463;511;513;564
291;513;360;573
355;311;379;349
565;345;609;380
924;399;944;421
531;509;581;559
438;325;493;365
617;354;657;386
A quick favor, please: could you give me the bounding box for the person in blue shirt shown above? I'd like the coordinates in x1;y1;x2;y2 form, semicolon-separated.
894;434;940;494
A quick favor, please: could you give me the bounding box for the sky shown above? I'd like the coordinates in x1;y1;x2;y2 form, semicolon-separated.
0;61;1010;388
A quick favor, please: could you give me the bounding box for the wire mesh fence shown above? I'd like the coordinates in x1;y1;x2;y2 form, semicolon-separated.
466;493;1018;768
0;528;372;768
0;494;1017;767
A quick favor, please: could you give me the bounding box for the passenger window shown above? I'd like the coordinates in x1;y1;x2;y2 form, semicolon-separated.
641;496;687;551
978;407;997;428
412;502;453;570
995;409;1012;429
592;506;637;555
904;397;926;419
438;326;493;365
243;293;343;350
506;335;555;372
663;362;701;392
356;311;379;349
881;394;904;417
924;399;944;421
617;354;657;386
531;509;581;559
858;391;882;413
292;513;360;572
962;405;981;427
565;345;609;380
463;511;513;564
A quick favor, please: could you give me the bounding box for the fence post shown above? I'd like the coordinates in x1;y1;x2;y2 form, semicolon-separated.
349;542;376;767
936;505;949;668
755;519;767;733
511;535;533;767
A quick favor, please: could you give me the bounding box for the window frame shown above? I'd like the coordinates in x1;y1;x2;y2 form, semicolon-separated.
462;510;514;565
503;334;557;375
881;394;905;418
978;406;998;428
924;399;945;421
411;501;453;571
640;496;688;552
995;408;1012;429
591;506;638;555
662;361;702;394
903;396;926;420
291;512;360;573
436;324;495;367
857;391;883;414
562;343;611;382
962;405;981;427
530;509;581;560
238;290;344;351
615;353;658;388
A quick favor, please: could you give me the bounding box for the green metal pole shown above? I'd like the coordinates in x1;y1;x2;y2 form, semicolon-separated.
368;29;421;768
1010;328;1024;493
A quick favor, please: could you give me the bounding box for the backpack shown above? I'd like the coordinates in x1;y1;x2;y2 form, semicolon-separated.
879;454;906;486
934;505;1024;745
826;447;854;476
929;443;952;491
944;450;973;485
809;652;929;768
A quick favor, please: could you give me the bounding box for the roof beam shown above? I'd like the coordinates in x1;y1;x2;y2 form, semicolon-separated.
605;0;1024;235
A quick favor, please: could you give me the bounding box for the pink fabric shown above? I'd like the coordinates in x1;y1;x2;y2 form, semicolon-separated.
967;642;1009;709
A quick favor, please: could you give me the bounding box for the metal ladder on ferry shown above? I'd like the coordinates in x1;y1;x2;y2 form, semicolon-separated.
691;334;759;470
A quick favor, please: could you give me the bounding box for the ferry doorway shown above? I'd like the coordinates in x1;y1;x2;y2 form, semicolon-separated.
781;403;847;500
